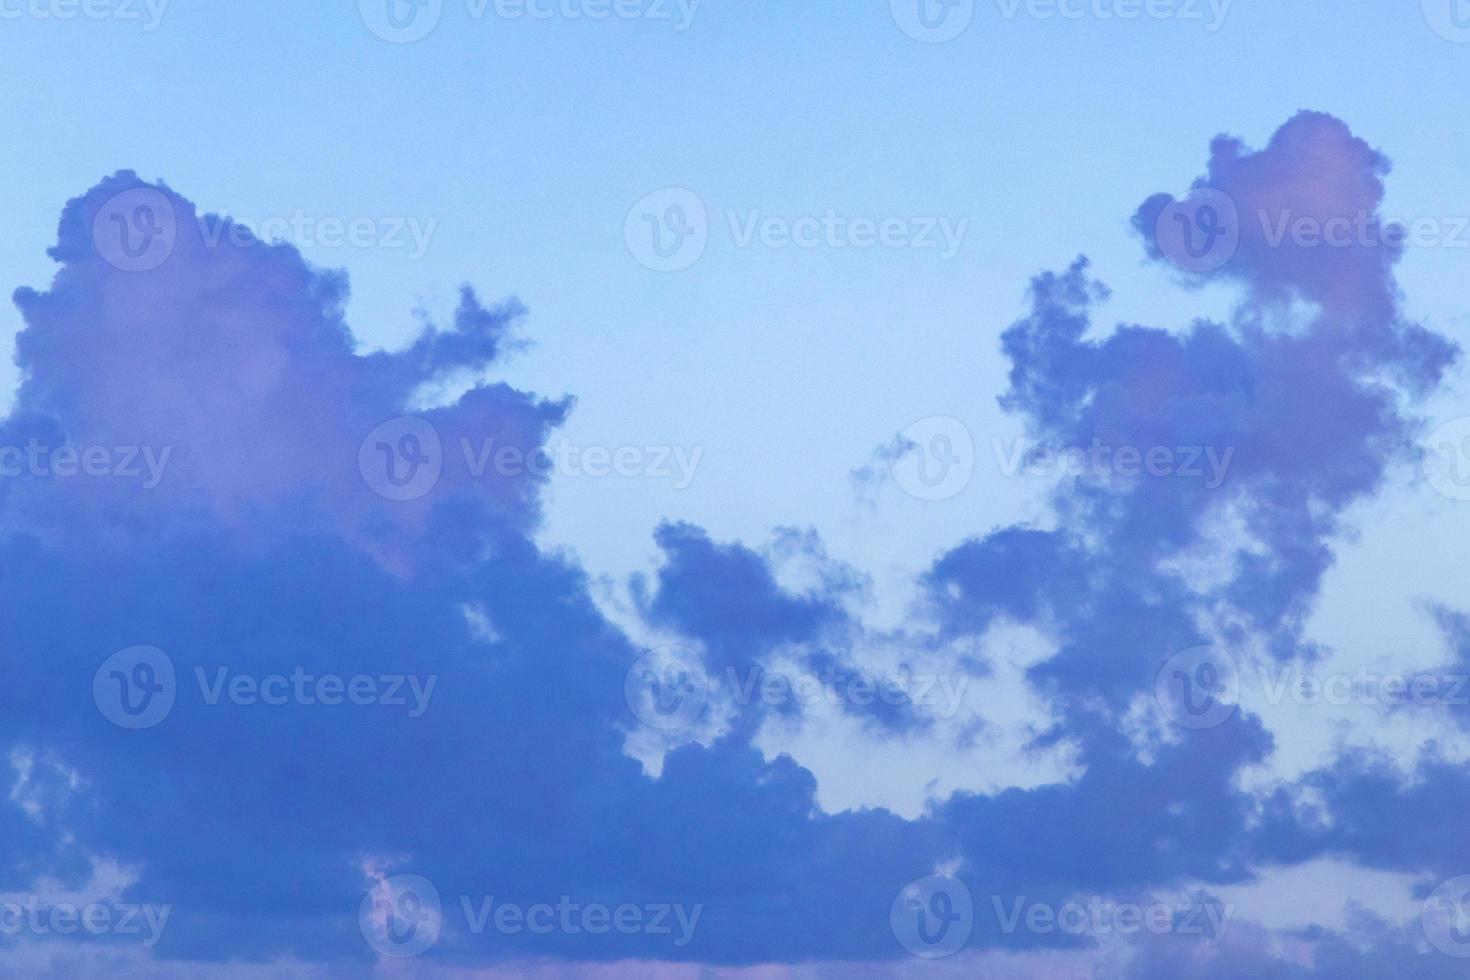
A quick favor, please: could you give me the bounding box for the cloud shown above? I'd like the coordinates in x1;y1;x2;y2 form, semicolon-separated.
2;108;1467;977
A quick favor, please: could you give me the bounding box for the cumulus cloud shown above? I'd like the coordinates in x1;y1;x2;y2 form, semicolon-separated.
3;110;1467;977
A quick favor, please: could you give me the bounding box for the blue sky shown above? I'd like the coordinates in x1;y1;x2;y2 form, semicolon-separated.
3;1;1470;977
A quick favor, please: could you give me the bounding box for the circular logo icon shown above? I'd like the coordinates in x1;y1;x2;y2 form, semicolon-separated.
1154;645;1239;730
890;874;973;958
1423;0;1470;42
1422;417;1470;502
890;416;975;502
623;646;709;731
1424;875;1470;957
891;0;974;42
1153;188;1240;274
94;646;176;730
624;188;709;273
359;417;443;501
360;874;442;958
360;0;442;42
92;188;177;273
